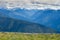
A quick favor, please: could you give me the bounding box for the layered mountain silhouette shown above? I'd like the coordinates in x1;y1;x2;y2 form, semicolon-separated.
0;8;60;33
0;16;57;33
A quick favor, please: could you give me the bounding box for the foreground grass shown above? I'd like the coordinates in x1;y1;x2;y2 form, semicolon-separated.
0;32;60;40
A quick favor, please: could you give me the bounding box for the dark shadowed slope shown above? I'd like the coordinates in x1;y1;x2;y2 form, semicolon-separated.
0;16;57;33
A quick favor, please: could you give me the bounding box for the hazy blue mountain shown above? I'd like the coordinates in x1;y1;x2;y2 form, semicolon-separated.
0;8;60;33
0;16;57;33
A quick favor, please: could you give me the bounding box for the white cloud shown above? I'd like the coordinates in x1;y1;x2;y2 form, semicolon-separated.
0;0;60;10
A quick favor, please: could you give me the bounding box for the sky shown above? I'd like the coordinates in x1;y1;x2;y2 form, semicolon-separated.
0;0;60;10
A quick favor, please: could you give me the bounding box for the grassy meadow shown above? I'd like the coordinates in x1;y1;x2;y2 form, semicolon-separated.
0;32;60;40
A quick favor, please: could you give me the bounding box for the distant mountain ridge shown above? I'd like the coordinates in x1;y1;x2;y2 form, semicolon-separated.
0;8;60;33
0;15;57;33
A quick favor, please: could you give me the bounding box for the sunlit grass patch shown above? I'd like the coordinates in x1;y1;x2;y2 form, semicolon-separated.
0;32;60;40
